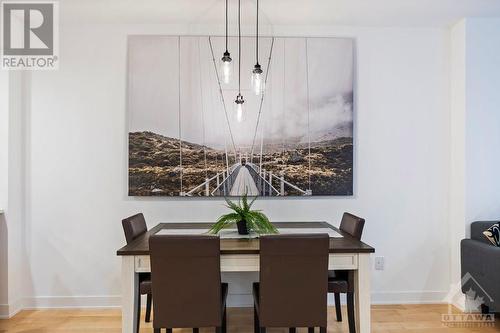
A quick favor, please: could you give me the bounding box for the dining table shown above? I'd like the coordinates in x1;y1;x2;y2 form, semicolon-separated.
117;221;375;333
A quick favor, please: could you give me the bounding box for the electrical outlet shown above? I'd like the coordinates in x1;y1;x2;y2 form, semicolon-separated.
375;256;385;270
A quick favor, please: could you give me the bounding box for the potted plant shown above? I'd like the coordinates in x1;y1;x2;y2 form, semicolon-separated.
209;193;278;235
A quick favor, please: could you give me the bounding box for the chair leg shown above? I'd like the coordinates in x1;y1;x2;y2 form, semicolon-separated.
289;328;296;333
222;306;227;333
154;329;161;333
136;291;141;333
254;305;259;333
320;327;326;333
347;292;356;333
166;329;172;333
334;293;342;322
193;328;199;333
308;328;315;333
145;293;152;322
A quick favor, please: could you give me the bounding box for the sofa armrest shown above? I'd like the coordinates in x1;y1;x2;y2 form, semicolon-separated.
461;239;500;309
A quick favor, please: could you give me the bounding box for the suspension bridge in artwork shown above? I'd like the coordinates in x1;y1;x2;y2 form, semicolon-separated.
179;36;314;197
183;160;312;197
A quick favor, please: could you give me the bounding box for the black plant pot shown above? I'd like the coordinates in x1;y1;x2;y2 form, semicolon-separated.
236;220;249;235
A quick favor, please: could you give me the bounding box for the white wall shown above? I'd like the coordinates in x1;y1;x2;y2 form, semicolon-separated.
7;72;28;316
448;18;500;309
0;72;7;211
0;71;29;318
0;70;9;315
464;18;500;223
1;12;31;318
449;19;466;308
18;23;452;308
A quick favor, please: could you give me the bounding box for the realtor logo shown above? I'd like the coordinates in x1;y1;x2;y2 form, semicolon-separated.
1;1;59;70
442;273;495;328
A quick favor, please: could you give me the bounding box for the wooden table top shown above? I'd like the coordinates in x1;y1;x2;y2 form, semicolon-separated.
116;221;375;256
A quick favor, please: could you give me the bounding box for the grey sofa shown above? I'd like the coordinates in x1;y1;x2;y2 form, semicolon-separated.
461;221;500;312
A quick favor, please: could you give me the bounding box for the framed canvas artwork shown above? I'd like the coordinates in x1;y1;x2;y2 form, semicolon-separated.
128;36;354;197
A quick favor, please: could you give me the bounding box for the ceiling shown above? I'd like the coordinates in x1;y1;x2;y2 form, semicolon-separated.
61;0;500;27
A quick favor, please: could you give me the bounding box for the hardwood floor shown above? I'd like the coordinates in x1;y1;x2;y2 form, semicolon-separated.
0;305;499;333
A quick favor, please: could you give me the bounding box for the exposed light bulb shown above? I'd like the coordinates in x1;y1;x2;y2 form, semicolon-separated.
222;61;231;84
252;72;264;95
251;64;264;95
235;94;244;123
221;51;232;84
236;103;243;122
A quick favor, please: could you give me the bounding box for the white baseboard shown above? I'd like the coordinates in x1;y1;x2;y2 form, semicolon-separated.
0;299;23;319
10;291;449;315
452;294;466;312
223;291;450;308
23;295;122;310
227;291;450;307
371;291;449;305
0;304;12;319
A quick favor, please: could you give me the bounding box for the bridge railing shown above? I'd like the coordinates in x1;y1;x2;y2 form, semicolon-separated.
246;163;280;196
183;164;240;197
247;163;311;196
184;162;311;197
270;173;310;196
211;164;240;196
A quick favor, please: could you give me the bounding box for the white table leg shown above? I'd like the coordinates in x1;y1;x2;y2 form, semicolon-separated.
354;253;371;333
122;256;138;333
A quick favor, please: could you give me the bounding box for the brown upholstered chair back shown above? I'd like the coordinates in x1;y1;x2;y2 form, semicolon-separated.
340;212;365;240
149;235;222;329
122;213;147;244
259;234;329;328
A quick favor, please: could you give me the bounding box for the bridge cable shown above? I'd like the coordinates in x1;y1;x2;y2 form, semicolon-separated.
208;36;238;159
207;48;228;182
282;39;286;170
198;37;208;179
178;36;183;194
305;38;312;190
249;37;275;158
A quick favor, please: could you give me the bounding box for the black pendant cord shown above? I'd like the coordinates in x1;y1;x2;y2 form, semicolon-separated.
255;0;259;65
225;0;228;52
238;0;241;96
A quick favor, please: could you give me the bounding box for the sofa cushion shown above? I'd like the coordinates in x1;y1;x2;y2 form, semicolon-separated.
471;222;498;244
483;223;500;247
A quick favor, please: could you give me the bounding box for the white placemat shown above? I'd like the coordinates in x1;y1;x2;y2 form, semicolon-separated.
156;227;342;238
219;230;258;239
277;228;343;238
156;229;209;235
156;229;255;239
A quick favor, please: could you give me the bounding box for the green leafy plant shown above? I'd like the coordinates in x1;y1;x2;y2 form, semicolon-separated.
209;193;278;235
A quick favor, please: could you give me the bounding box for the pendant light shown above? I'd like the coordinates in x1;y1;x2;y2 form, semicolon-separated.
234;0;244;122
221;0;232;84
251;0;264;95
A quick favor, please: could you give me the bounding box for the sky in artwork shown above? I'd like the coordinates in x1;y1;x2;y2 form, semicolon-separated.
128;36;354;150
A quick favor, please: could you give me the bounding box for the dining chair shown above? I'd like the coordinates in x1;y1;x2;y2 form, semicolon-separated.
122;213;153;331
253;234;329;333
329;212;365;333
149;234;228;333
